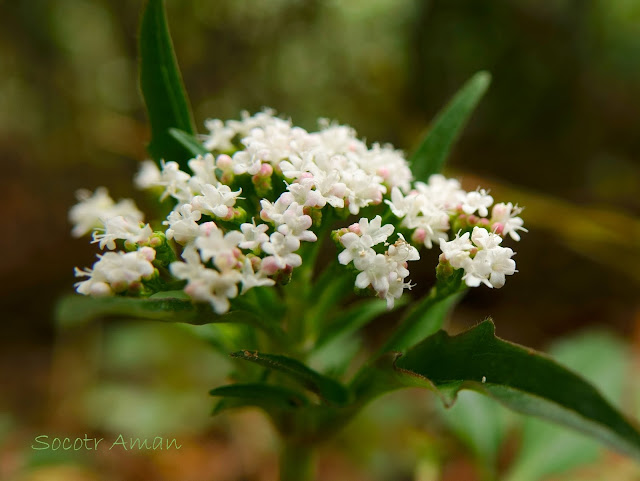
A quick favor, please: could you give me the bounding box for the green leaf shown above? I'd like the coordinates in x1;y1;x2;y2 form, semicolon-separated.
169;128;208;157
139;0;196;168
376;288;465;355
437;390;512;477
231;351;350;405
393;320;640;462
315;298;403;351
55;294;287;344
209;383;309;415
504;330;631;481
410;71;491;181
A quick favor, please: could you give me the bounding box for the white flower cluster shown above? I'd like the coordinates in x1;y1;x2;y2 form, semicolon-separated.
387;175;526;248
74;247;156;297
70;109;525;314
440;227;517;288
337;216;419;308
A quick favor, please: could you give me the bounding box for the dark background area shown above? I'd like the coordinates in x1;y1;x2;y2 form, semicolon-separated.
1;1;639;480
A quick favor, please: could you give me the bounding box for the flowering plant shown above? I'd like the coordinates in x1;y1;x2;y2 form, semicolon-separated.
57;1;640;479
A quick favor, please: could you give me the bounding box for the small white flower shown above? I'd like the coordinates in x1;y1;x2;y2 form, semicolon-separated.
439;231;473;269
69;188;144;238
171;245;242;314
164;204;202;244
491;202;527;241
92;216;153;250
75;248;156;296
192;184;242;218
358;216;394;246
195;224;243;272
338;232;375;268
261;232;302;269
260;195;293;224
240;258;275;293
276;203;317;242
286;177;327;208
239;221;270;250
387;234;420;263
157;161;193;203
461;189;494;217
188;153;219;192
203;118;235;152
462;246;516;289
471;226;502;250
134;161;162;190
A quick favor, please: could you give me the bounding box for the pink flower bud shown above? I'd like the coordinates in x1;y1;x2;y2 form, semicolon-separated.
259;163;273;177
479;218;490;227
261;256;280;275
492;222;504;235
348;223;362;235
412;228;427;244
377;167;390;179
139;246;156;262
216;154;232;170
200;221;217;236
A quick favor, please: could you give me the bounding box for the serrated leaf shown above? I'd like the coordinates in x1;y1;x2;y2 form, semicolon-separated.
169;128;208;157
376;288;465;355
209;383;309;415
139;0;196;168
504;330;631;481
231;351;350;405
410;71;491;181
55;295;287;345
392;320;640;462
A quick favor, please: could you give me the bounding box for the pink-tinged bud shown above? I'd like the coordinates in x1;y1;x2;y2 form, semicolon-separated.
479;218;490;227
300;172;313;180
261;256;280;275
112;280;128;293
348;223;362;235
492;203;508;219
259;163;273;177
149;236;162;247
372;190;383;205
467;215;479;225
220;172;234;184
492;222;504;235
139;246;156;262
439;253;448;263
260;210;270;222
470;247;478;256
377;167;390;179
250;256;261;270
216;154;232;170
200;221;217;236
412;228;427;244
184;284;197;297
223;206;234;220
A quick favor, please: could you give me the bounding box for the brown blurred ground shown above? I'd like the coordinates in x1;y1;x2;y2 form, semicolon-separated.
1;1;639;480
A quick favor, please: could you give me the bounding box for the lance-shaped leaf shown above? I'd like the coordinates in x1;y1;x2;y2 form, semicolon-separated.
210;383;309;415
169;128;208;157
410;71;491;181
392;320;640;461
55;293;288;344
139;0;196;168
231;351;350;405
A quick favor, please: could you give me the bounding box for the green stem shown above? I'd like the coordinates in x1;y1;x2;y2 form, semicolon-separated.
279;441;316;481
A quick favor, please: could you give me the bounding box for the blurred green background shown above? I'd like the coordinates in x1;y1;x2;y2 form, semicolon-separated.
1;0;639;480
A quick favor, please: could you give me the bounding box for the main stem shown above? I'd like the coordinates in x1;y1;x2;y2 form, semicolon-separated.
280;441;316;481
